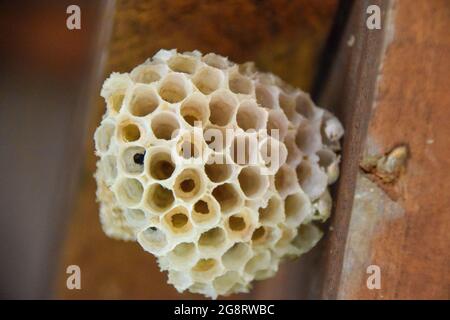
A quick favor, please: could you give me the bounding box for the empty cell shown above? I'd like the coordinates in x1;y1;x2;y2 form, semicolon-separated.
120;146;146;175
174;168;204;201
202;53;229;69
151;111;180;140
279;92;301;125
251;226;268;245
130;64;164;84
213;271;242;295
191;195;220;226
198;227;226;252
295;92;316;119
115;178;144;207
295;122;322;155
296;160;328;200
94;122;115;152
208;90;238;126
180;93;209;127
284;191;311;226
258;195;283;225
167;242;197;268
146;147;175;180
163;206;192;235
256;84;277;109
238;166;268;199
205;154;233;183
146;183;175;213
317;148;340;184
267;109;289;140
158;73;188;103
275;225;297;249
229;71;253;95
284;130;303;167
236;100;267;131
124;208;147;227
231;134;259;166
274;164;298;198
168;54;198;74
212;183;243;214
191;258;221;282
108;92;125;113
176;132;205;159
259;137;288;174
129;85;159;117
204;126;232;152
137;226;168;255
221;242;252;271
244;251;271;275
118;121;141;142
193;66;223;95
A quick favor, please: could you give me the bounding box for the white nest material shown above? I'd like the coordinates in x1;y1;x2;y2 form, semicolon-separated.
94;49;344;298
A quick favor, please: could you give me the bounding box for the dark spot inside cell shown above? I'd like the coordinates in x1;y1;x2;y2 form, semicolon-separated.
149;226;157;231
133;152;145;165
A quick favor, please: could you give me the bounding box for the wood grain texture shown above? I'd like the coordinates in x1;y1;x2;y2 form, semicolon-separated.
54;0;338;299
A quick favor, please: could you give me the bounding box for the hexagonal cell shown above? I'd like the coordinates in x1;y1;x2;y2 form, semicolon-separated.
236;100;268;131
115;177;144;207
295;92;316;119
124;208;147;228
229;70;254;95
317;148;340;184
267;109;289;140
275;225;297;249
107;92;125;113
168;269;194;291
163;206;193;236
98;154;117;186
296;160;328;200
238;166;269;199
146;147;175;180
259;137;288;174
176;131;206;159
204;125;233;152
284;130;303;167
145;183;175;213
274;164;298;198
279;92;301;126
94;121;115;153
130;64;165;84
191;258;222;283
191;195;221;227
137;226;169;255
168;54;198;74
258;195;283;225
193;66;223;95
208;90;238;126
151;111;180;140
244;251;271;276
198;227;227;254
213;271;243;296
128;84;159;117
256;84;277;109
118;120;142;143
284;191;311;226
225;210;256;242
205;153;234;183
251;225;280;248
174;168;205;202
295;122;322;155
120;146;146;175
211;183;244;214
158;73;189;103
291;223;323;255
202;53;229;70
230;133;259;166
221;242;252;271
180;93;209;127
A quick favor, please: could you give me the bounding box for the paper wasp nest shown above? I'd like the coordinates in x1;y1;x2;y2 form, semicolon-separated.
94;49;343;298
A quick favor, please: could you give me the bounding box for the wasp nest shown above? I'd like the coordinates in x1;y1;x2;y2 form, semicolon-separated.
94;49;343;298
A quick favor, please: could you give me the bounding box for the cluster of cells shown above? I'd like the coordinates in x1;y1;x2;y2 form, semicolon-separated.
94;49;343;298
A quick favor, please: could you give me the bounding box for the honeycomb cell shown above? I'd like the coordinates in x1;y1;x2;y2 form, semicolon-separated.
176;131;205;159
120;146;146;175
229;70;254;95
198;227;227;254
130;64;165;84
168;54;198;74
238;166;269;199
159;73;189;103
205;153;234;183
231;133;259;166
174;168;205;201
236;100;267;131
267;109;289;140
209;90;238;126
191;195;221;227
258;195;283;225
212;183;244;214
167;242;198;269
145;183;175;213
256;84;277;109
191;258;222;283
137;226;169;255
221;242;252;271
146;147;175;180
193;66;223;95
274;164;298;198
284;191;311;225
115;177;144;207
151;111;180;140
162;206;193;236
129;84;159;117
180;93;209;127
225;210;256;242
94;121;115;153
118;121;142;143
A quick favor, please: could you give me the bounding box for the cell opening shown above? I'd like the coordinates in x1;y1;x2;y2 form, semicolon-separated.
251;226;266;241
121;146;146;175
174;168;203;201
129;85;159;117
147;149;175;180
119;122;141;142
191;196;220;226
192;258;217;272
238;166;268;199
202;53;229;69
209;91;238;126
212;183;242;214
258;196;283;225
95;122;115;152
204;126;232;152
193;66;223;95
267;109;289;140
244;251;270;275
180;93;209;127
295;123;322;155
278;92;298;123
194;200;209;214
236;101;267;131
151;112;180;140
131;65;163;84
256;84;276;109
284;192;309;225
108;93;125;113
176;132;204;159
274;164;298;197
229;72;253;95
163;206;192;235
198;227;226;249
146;183;175;212
231;134;258;166
158;74;188;103
295;93;316;119
116;178;144;207
228;215;246;231
259;137;288;173
222;242;251;271
167;242;197;267
296;161;328;200
168;54;198;74
137;226;168;254
205;154;233;183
